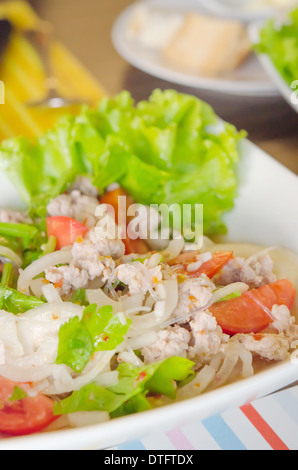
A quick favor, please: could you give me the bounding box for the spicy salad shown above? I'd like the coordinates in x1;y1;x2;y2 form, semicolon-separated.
0;90;297;437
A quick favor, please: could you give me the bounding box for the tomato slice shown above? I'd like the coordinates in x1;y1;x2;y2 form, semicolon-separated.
123;237;149;256
0;376;58;436
46;216;89;250
100;188;149;255
100;188;135;226
209;279;296;335
169;251;234;279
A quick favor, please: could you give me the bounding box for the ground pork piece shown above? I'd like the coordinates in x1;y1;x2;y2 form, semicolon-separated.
0;209;29;224
141;324;191;363
72;241;116;281
45;223;125;296
271;304;295;334
216;254;276;289
47;190;99;224
188;310;229;362
86;227;125;259
236;333;291;361
45;238;120;295
114;261;163;296
68;176;99;197
45;265;90;296
172;274;215;320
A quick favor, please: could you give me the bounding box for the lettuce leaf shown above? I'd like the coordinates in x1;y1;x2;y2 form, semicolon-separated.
53;357;195;417
256;8;298;87
0;89;245;235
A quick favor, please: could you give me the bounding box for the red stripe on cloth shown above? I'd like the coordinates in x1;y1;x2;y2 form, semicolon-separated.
240;403;289;450
167;428;195;450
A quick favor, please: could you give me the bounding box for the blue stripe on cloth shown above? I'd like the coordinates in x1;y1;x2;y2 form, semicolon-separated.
117;439;147;450
202;414;247;450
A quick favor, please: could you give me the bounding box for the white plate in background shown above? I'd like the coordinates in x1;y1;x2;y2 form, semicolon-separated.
248;21;298;113
196;0;297;22
0;137;297;450
112;0;279;97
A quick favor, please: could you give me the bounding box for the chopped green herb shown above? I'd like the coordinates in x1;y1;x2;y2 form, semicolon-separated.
53;357;195;417
0;286;44;314
9;386;27;402
56;305;131;373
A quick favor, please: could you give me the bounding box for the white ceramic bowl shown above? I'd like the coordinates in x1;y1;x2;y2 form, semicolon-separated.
0;138;297;450
196;0;296;22
248;21;298;113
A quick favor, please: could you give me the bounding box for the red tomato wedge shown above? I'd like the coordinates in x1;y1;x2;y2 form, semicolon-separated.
100;188;149;255
209;279;296;335
122;237;149;256
100;188;135;225
169;251;234;279
0;376;58;436
46;216;89;250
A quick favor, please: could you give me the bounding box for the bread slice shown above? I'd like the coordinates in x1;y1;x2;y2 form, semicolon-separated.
126;5;184;50
162;13;251;77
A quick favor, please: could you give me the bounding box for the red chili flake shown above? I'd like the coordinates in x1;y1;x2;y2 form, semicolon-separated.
136;371;147;383
54;280;63;289
103;335;109;342
253;334;263;341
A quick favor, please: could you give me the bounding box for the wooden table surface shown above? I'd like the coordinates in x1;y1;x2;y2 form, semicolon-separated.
29;0;298;174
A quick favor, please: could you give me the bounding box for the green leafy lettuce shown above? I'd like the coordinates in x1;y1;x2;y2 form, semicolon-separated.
256;7;298;87
53;357;195;417
56;304;131;373
0;89;245;235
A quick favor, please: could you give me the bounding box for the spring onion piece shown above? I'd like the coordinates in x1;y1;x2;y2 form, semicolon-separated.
42;235;56;256
0;222;38;239
1;262;13;287
217;291;242;302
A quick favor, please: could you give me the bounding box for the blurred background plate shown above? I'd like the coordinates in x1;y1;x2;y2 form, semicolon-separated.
112;0;279;97
249;20;298;113
196;0;297;22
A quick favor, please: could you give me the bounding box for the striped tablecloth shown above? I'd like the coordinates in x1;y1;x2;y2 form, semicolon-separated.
110;385;298;451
